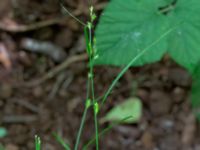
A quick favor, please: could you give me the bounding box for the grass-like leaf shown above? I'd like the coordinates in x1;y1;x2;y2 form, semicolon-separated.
35;135;41;150
53;133;71;150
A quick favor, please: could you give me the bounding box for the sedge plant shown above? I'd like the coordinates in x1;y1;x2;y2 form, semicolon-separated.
35;135;41;150
35;0;178;149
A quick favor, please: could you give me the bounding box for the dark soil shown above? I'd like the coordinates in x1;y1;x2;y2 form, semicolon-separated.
0;0;199;150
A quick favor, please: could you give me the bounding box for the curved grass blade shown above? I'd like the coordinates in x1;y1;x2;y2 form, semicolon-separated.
101;24;180;106
59;0;86;26
53;133;71;150
83;116;133;150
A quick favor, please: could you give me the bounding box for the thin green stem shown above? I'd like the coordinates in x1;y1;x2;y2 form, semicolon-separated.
89;27;93;50
53;133;71;150
74;79;90;150
89;55;99;150
35;135;41;150
159;5;175;14
83;116;133;150
93;112;99;150
89;59;95;100
59;1;99;149
86;9;99;148
86;77;91;99
59;0;86;26
74;106;89;150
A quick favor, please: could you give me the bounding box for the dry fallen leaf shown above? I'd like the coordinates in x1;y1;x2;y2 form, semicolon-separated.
0;18;20;32
0;42;12;69
5;144;19;150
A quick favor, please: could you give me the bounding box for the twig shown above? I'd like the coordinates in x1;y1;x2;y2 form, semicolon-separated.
21;38;67;62
2;115;37;123
0;8;80;33
0;2;107;33
12;99;39;113
95;2;107;10
0;17;68;33
23;53;88;87
48;71;67;100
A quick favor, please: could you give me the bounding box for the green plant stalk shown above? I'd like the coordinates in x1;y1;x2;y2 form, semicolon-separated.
101;25;179;106
74;21;99;150
88;6;99;149
83;116;133;150
87;20;99;150
71;3;99;149
89;55;99;150
45;1;98;150
74;105;89;150
59;0;86;26
93;112;99;150
74;79;90;150
53;133;71;150
35;135;41;150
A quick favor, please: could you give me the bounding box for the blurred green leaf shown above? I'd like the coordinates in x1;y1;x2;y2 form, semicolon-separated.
191;63;200;120
0;127;7;138
167;0;200;72
0;144;5;150
95;0;200;72
95;0;169;66
101;97;142;123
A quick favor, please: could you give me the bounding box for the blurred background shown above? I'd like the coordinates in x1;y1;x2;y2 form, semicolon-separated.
0;0;199;150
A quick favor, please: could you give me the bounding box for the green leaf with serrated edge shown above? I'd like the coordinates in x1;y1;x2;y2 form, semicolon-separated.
191;63;200;120
167;0;200;72
95;0;200;73
101;97;142;123
95;0;172;66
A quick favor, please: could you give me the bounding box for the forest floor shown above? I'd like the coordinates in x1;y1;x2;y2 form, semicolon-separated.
0;0;200;150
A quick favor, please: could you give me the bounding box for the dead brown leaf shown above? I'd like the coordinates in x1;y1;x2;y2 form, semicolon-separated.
0;42;12;70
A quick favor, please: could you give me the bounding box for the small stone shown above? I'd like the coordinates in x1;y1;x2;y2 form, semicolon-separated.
5;144;19;150
159;134;180;150
33;86;43;98
172;87;185;103
141;131;154;149
114;125;141;139
160;119;174;130
149;91;172;116
0;84;13;99
55;29;73;48
137;89;150;104
182;114;196;145
168;68;191;87
194;144;200;150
